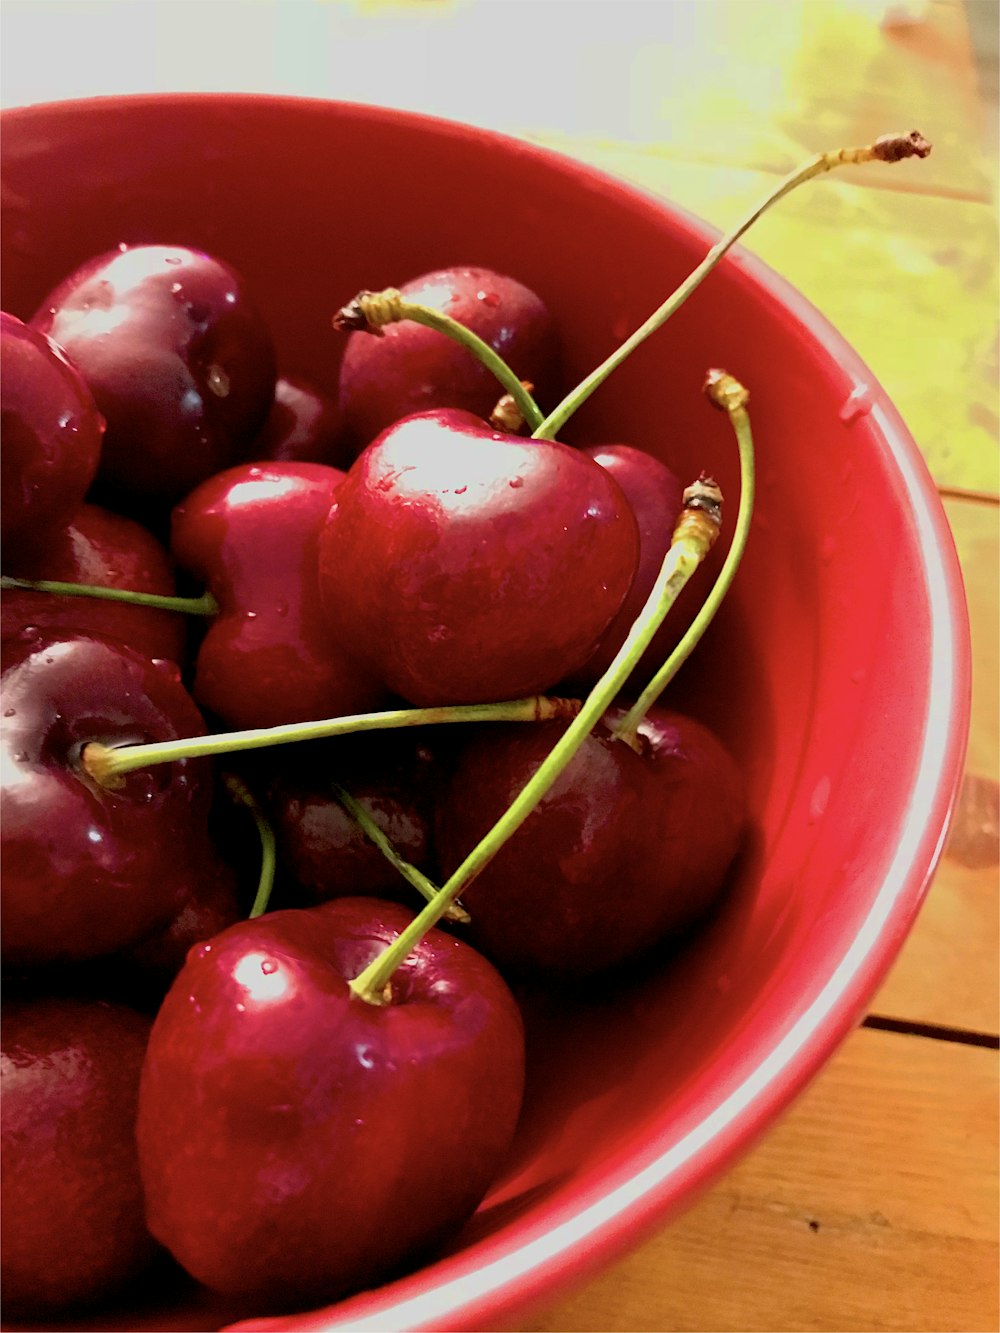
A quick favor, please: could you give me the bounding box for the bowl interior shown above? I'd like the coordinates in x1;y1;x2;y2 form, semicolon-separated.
0;95;969;1333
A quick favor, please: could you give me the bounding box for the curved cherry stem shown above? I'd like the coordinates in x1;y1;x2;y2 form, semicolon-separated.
0;574;218;617
223;772;277;919
333;784;470;925
81;695;581;789
531;131;931;441
613;370;756;747
349;462;727;1004
333;288;545;430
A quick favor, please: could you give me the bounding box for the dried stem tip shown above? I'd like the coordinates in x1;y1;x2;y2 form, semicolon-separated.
489;381;535;433
871;130;932;162
704;368;750;414
674;474;724;553
80;742;124;791
332;287;404;335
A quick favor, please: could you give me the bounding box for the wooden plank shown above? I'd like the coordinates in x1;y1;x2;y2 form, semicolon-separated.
524;1027;999;1333
524;140;1000;496
871;495;1000;1032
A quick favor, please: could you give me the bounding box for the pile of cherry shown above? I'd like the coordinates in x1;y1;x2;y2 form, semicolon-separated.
1;242;748;1319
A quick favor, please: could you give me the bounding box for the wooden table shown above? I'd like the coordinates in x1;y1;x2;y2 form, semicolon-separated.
2;1;996;1328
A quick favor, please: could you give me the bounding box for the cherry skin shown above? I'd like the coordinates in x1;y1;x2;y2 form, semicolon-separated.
31;244;276;507
2;501;189;666
137;896;525;1307
436;706;746;979
1;995;156;1316
251;372;348;467
268;733;438;906
0;629;212;967
317;409;640;706
568;445;686;688
337;265;557;455
0;312;104;562
171;460;388;730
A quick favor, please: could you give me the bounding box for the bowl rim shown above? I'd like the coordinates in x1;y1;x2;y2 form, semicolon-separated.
1;91;973;1333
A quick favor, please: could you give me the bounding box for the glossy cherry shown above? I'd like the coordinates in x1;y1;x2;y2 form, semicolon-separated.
171;460;388;730
317;409;640;706
0;629;211;966
436;705;746;979
1;995;156;1316
0;311;104;562
337;265;557;455
2;502;189;666
137;896;525;1306
31;244;276;506
251;372;348;467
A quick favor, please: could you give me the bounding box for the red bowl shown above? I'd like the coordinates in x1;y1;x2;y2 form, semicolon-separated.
0;95;970;1332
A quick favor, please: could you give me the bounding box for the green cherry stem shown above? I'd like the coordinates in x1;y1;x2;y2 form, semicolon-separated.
332;784;470;925
0;574;218;617
348;463;726;1005
222;773;277;919
81;695;581;789
333;288;545;431
530;130;931;442
613;369;756;747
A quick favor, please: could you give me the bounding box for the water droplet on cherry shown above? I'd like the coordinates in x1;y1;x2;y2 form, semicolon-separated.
509;476;524;489
476;290;501;308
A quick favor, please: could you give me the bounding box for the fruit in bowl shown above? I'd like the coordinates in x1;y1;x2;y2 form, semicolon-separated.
0;96;968;1332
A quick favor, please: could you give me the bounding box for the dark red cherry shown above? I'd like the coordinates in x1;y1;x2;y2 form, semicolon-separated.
251;372;348;467
2;502;188;665
31;244;276;506
317;410;639;706
137;897;525;1306
337;265;556;455
0;629;211;966
436;706;746;979
268;733;437;906
1;996;156;1316
568;445;685;686
0;312;103;562
171;461;388;729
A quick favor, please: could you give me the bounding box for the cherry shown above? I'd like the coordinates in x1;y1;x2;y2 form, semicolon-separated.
337;265;556;455
2;501;188;666
30;244;276;507
567;445;689;688
1;995;156;1316
268;733;437;907
171;460;388;730
435;705;746;979
251;372;348;467
0;311;104;562
317;409;639;706
0;629;212;966
136;896;525;1306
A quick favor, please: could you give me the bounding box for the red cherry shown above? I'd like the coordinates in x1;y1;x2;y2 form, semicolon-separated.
436;706;746;979
337;265;557;455
2;502;188;665
0;311;104;561
0;629;211;966
251;372;348;467
31;244;276;506
1;995;156;1316
136;897;525;1306
317;410;639;706
171;461;388;730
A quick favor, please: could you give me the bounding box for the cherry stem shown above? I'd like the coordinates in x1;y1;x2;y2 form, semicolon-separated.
333;289;545;430
332;784;470;925
222;773;277;919
530;131;931;441
0;574;218;617
614;369;756;746
80;695;581;789
348;463;726;1005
